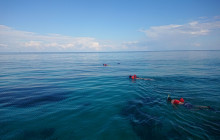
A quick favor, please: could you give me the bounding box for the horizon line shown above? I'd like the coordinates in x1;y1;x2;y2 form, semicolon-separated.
1;49;220;54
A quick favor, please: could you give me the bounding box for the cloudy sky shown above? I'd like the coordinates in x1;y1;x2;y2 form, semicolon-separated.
0;0;220;52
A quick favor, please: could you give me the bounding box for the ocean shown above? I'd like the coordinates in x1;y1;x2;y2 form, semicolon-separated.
0;51;220;140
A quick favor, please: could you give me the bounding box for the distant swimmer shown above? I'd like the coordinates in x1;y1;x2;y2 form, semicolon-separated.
103;64;108;66
129;74;153;80
167;95;214;110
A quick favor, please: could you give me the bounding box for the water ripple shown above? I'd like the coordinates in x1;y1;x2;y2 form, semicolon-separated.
0;51;220;140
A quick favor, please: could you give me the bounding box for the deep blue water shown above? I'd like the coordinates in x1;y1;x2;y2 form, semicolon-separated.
0;51;220;140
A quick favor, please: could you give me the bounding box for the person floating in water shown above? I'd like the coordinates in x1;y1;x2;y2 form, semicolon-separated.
129;74;152;80
103;64;108;66
167;95;213;110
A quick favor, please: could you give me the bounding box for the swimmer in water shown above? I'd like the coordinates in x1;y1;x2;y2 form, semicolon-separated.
167;95;212;110
129;74;153;80
103;64;108;66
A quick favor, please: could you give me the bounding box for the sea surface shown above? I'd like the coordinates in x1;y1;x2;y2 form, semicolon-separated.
0;51;220;140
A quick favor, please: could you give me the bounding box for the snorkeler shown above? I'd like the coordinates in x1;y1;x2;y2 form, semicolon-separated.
129;75;152;80
167;95;212;110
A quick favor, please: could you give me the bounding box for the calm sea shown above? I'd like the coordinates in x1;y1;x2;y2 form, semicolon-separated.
0;51;220;140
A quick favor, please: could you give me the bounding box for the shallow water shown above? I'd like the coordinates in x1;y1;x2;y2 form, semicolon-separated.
0;51;220;140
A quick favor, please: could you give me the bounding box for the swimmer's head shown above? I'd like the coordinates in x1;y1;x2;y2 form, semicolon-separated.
167;95;172;102
129;75;132;78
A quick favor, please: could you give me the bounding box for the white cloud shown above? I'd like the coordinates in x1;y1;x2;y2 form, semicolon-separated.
142;21;216;39
0;25;109;52
24;41;42;47
139;18;220;50
45;42;59;47
214;16;220;19
1;16;220;52
141;24;184;39
192;43;201;47
0;43;8;47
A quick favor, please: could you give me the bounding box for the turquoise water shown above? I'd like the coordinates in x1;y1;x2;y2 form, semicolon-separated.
0;51;220;140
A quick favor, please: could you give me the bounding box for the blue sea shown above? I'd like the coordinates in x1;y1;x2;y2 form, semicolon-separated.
0;51;220;140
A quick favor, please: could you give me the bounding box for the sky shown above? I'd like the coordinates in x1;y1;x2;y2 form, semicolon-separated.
0;0;220;52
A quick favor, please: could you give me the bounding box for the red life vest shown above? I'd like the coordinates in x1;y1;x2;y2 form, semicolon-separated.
173;100;180;104
131;75;137;79
134;75;137;78
179;98;184;103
